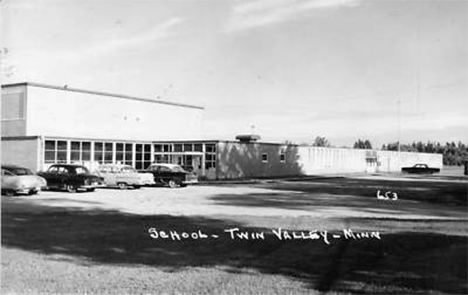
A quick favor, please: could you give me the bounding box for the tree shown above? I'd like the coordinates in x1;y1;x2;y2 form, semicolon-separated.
312;136;331;147
354;139;372;149
381;141;468;166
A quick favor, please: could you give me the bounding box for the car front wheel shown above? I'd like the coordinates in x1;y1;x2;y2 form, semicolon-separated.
168;179;181;188
117;182;128;190
66;184;77;193
3;189;16;197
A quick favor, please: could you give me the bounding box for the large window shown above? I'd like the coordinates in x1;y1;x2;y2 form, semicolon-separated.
205;144;216;169
1;92;25;120
70;141;91;162
94;142;114;164
44;140;67;163
135;144;151;169
116;143;133;166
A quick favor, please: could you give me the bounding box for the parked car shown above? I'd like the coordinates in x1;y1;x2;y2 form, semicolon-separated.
138;163;198;188
97;164;154;189
401;164;440;174
38;164;105;192
1;165;47;196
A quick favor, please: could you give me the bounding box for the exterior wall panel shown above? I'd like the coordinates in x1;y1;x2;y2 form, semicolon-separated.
1;85;27;137
25;85;204;141
216;142;302;179
1;137;40;172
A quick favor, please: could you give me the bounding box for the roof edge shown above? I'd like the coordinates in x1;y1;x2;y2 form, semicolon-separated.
1;82;204;110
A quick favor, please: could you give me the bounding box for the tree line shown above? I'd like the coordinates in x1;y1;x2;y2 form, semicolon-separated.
310;136;467;166
381;141;468;166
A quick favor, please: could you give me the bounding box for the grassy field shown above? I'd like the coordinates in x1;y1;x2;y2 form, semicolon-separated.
2;175;467;294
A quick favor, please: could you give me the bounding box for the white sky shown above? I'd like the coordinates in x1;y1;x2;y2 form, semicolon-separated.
1;0;467;147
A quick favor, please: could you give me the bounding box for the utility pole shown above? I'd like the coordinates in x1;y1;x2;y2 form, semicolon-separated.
397;98;401;169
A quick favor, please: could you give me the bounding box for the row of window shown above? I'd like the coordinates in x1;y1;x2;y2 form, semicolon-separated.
154;143;216;153
45;140;286;167
44;141;219;170
45;140;152;169
262;152;286;163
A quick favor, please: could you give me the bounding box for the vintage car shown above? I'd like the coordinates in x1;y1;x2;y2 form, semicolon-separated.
138;163;198;188
38;164;105;193
1;165;47;196
401;163;440;174
97;164;154;189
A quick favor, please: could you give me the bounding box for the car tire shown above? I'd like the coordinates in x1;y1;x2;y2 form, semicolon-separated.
66;184;77;193
168;180;180;188
3;189;16;197
117;182;128;190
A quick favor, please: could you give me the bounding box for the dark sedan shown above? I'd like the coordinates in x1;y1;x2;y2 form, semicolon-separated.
138;163;198;188
401;164;440;174
38;164;105;192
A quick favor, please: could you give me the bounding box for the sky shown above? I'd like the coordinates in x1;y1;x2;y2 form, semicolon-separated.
1;0;467;147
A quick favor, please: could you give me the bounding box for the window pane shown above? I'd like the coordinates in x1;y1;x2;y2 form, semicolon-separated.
116;143;124;152
45;140;55;150
144;144;151;152
104;152;113;162
82;151;91;161
57;141;67;150
144;153;151;161
194;144;202;152
71;141;80;150
45;151;55;162
71;151;80;161
95;153;103;162
125;144;132;152
95;142;103;151
57;151;67;161
206;144;216;153
174;144;182;152
82;142;91;151
154;145;162;152
184;144;192;152
136;144;142;152
105;143;113;151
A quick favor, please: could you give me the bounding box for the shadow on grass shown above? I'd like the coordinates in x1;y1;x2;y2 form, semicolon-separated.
2;199;467;294
261;177;468;207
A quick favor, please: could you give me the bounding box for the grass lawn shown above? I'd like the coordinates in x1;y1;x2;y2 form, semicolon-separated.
2;176;467;294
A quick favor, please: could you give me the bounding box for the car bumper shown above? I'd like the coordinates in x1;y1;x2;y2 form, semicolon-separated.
142;180;156;186
15;186;44;194
80;183;106;189
183;179;199;185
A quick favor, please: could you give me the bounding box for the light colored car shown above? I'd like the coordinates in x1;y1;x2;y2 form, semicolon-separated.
1;165;47;196
97;164;153;189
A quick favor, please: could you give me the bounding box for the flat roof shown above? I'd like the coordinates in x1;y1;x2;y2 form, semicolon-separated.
1;82;204;110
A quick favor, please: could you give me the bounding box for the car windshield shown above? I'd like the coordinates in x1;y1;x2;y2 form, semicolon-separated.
5;167;33;176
